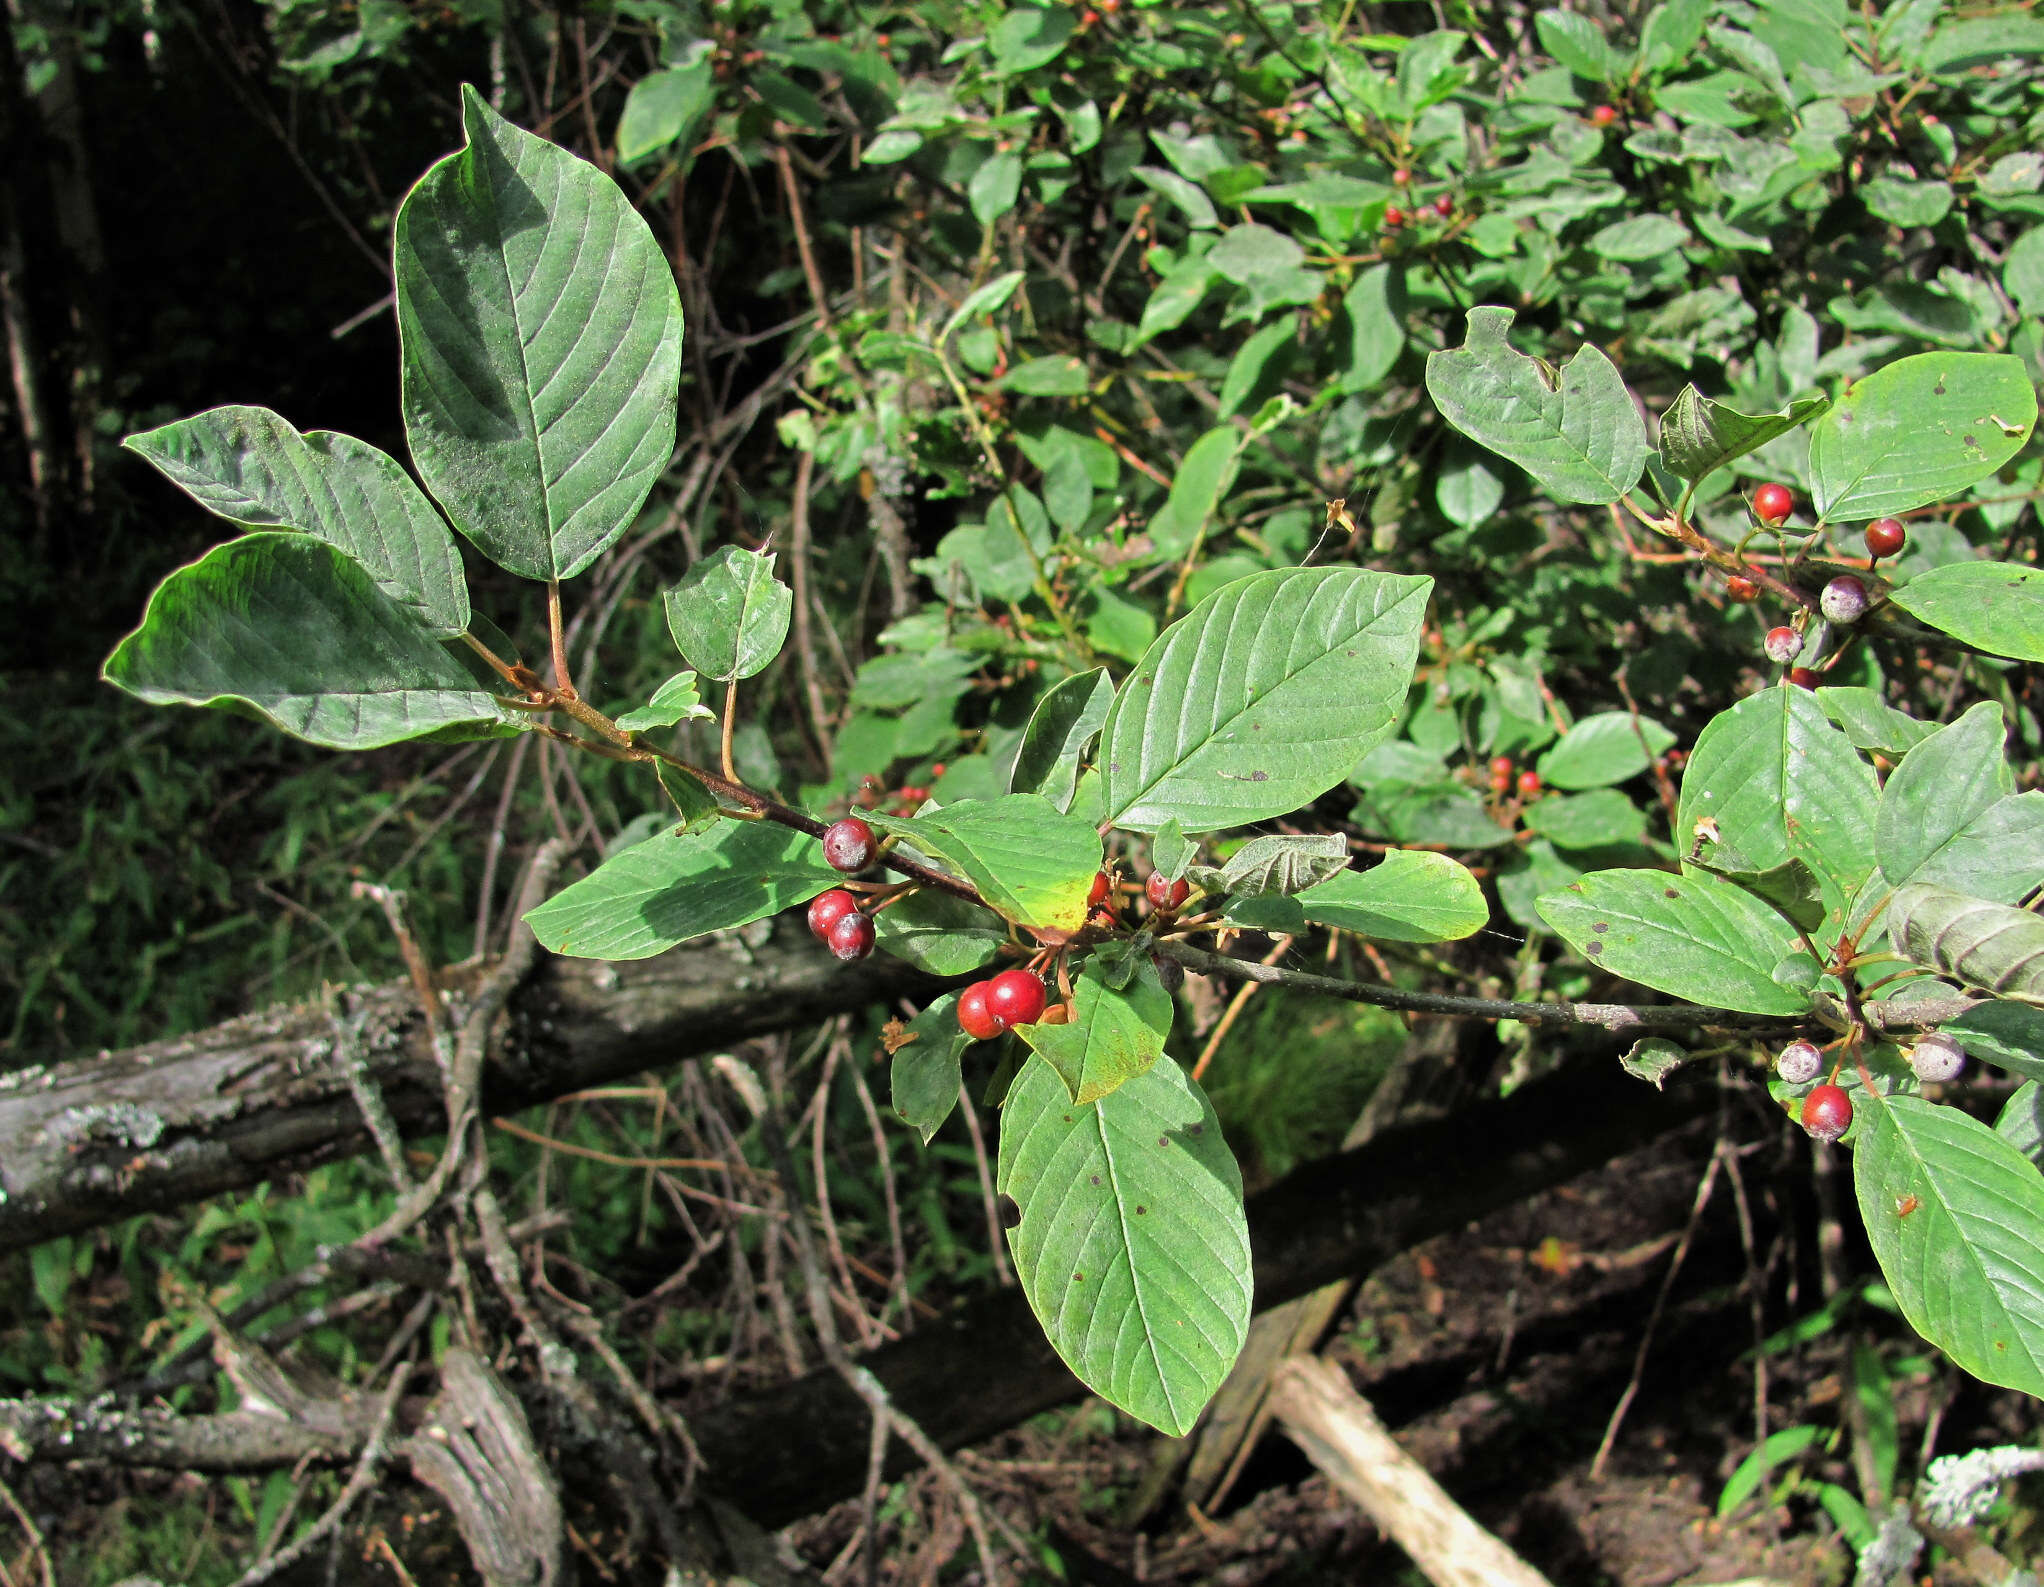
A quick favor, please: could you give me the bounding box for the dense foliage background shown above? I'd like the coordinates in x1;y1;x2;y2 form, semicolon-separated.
4;0;2044;1575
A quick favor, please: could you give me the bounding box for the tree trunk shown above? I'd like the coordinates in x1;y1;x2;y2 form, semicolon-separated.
0;923;935;1255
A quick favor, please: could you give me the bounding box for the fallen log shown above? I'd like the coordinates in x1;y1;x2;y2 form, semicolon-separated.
684;1060;1717;1526
0;1062;1717;1527
0;922;933;1254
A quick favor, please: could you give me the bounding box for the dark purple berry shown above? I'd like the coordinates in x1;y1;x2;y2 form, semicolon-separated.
823;816;877;873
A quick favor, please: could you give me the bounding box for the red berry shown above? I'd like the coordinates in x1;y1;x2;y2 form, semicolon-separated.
1864;518;1906;559
1516;769;1542;797
1753;483;1794;525
1801;1083;1852;1141
1789;667;1820;689
1725;574;1759;602
958;982;1006;1041
807;888;858;941
1763;626;1802;664
827;910;875;962
1146;871;1191;911
1392;167;1411;185
986;969;1049;1028
1432;195;1453;217
931;762;948;778
822;816;877;872
1488;755;1514;780
1088;870;1112;908
1590;104;1618;126
1383;204;1405;229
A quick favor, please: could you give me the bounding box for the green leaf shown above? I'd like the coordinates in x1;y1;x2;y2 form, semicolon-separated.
988;3;1074;74
1136;258;1218;347
1207;224;1306;284
868;795;1102;933
1226;848;1488;942
997;1051;1250;1436
1807;353;2038;523
394;86;683;582
1946;1002;2044;1083
1877;703;2044;903
1010;668;1115;812
1862;176;1953;228
1588;213;1691;261
615;61;714;165
1997;1081;2044;1168
1099;567;1431;833
1888;884;2044;1005
1814;687;1938;757
1425;307;1651;505
1042;449;1095;534
1436;447;1504;529
1535;6;1617;77
124;406;470;636
1718;1427;1824;1518
1338;263;1406;393
998;355;1090;397
1145;426;1243;559
889;994;971;1143
872;888;1008;976
524;819;840;960
663;546;794;682
1537;869;1808;1014
1855;1093;2044;1398
1131;165;1219;230
1194;832;1350;897
1655;386;1829;486
1219;320;1296;420
969;149;1024;226
1676;687;1880;907
1890;562;2044;663
615;671;714;731
1020;960;1175;1105
1525;789;1649;849
102;534;508;750
941;270;1026;342
1536;711;1676;790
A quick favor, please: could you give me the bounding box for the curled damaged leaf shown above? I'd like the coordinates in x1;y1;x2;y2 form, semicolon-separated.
1889;883;2044;1005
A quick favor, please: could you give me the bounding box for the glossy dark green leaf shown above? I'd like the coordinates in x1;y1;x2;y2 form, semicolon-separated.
102;534;507;750
1099;568;1431;833
1877;704;2044;904
998;1052;1249;1436
395;87;683;582
616;61;714;165
125;406;470;636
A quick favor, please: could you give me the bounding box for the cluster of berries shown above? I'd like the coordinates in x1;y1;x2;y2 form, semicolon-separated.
1778;1033;1968;1141
1731;487;1905;686
1485;755;1542;799
852;767;944;818
806;817;881;961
